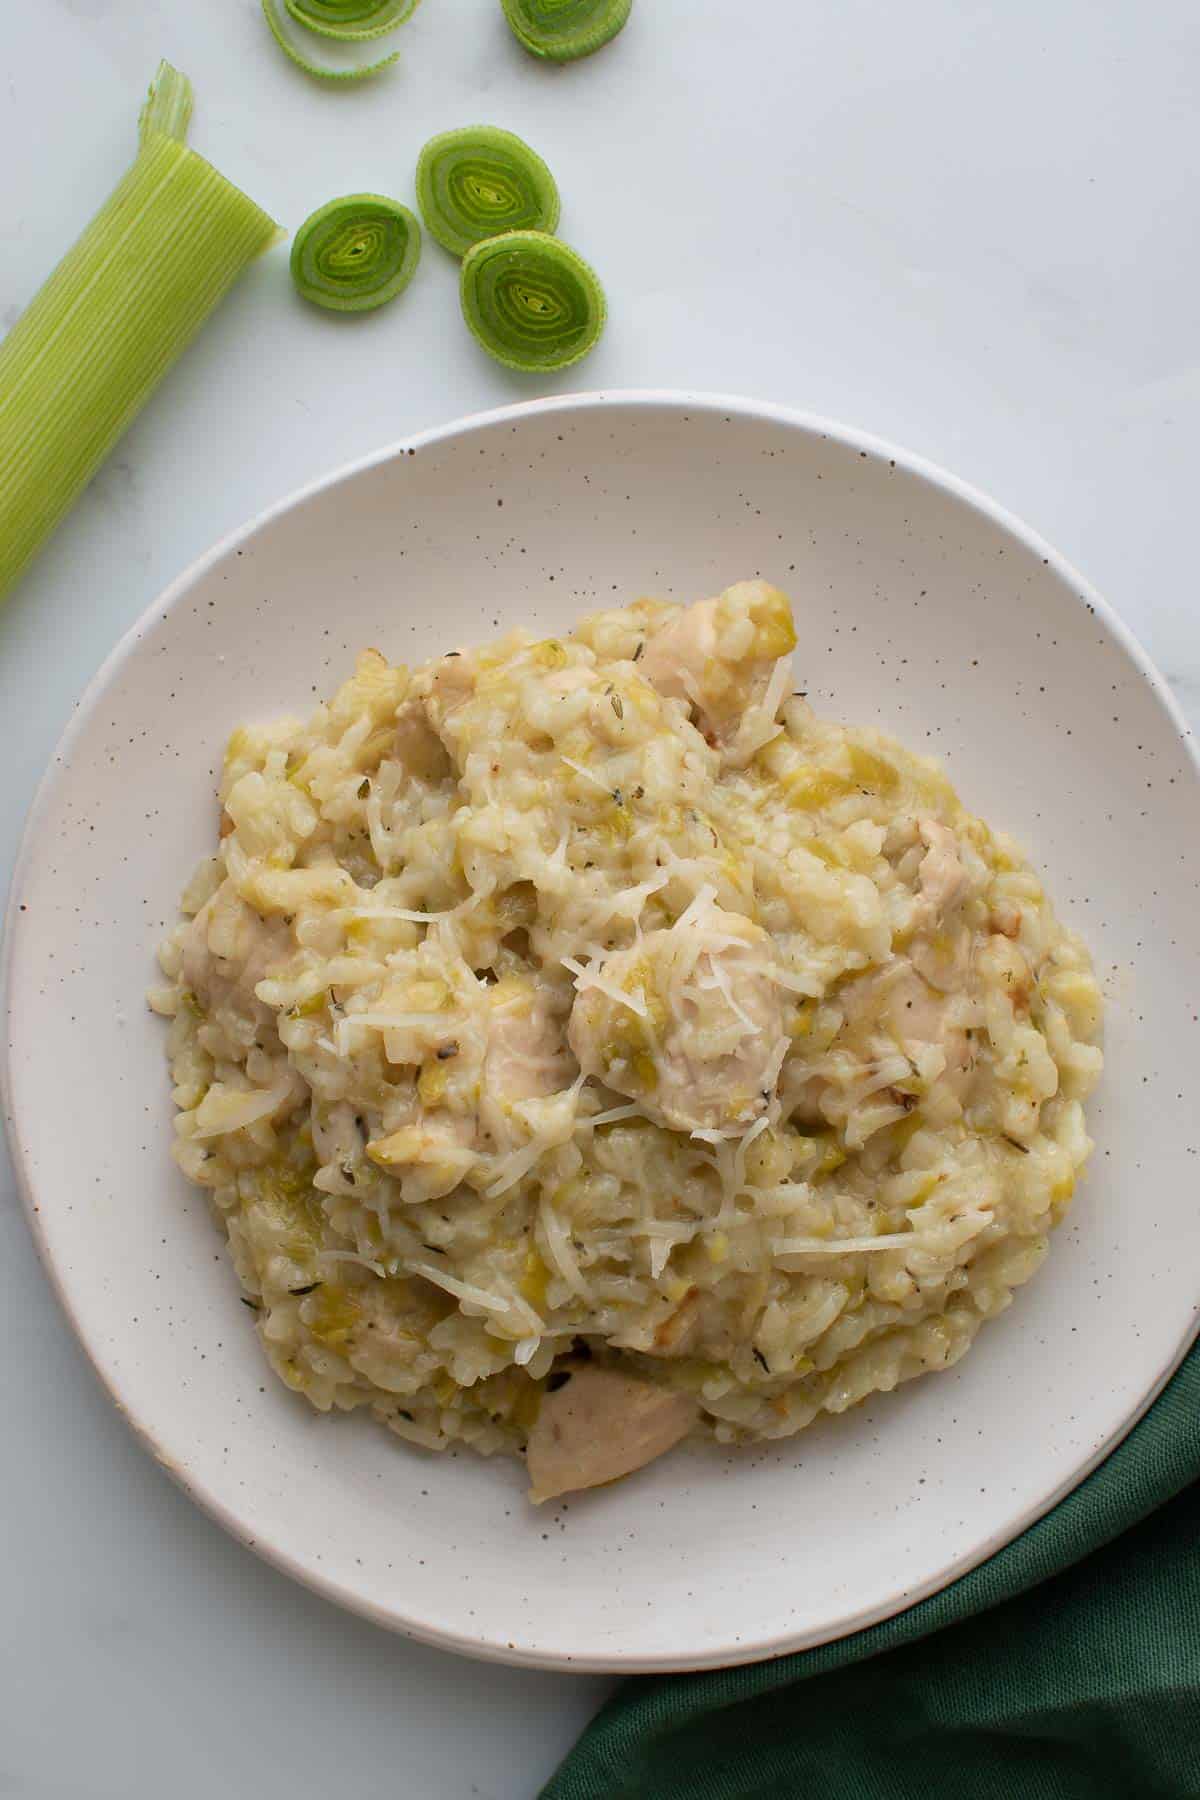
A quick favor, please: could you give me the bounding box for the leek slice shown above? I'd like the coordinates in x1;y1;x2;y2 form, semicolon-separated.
416;126;560;258
500;0;631;62
460;230;605;372
284;0;420;39
291;194;421;311
261;0;401;80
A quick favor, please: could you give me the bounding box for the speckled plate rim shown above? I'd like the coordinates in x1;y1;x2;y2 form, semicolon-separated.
5;389;1199;1673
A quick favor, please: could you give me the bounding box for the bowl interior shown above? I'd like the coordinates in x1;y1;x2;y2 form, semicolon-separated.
7;395;1200;1671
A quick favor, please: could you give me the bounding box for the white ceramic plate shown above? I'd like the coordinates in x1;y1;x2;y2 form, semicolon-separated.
6;393;1200;1672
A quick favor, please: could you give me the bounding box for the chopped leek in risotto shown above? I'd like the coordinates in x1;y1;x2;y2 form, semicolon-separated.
154;583;1103;1502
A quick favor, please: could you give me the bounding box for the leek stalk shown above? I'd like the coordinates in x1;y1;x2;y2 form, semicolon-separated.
0;63;279;599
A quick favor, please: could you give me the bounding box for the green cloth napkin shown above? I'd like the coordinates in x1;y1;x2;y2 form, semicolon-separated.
542;1342;1200;1799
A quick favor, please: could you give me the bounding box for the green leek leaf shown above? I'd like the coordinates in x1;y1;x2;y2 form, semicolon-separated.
138;60;194;143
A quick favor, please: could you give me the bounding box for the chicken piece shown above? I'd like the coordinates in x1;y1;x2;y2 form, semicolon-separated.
638;598;719;714
478;974;574;1164
884;963;974;1101
392;700;454;785
367;972;572;1199
527;1365;698;1503
915;818;970;929
411;648;480;768
567;892;787;1135
484;978;570;1109
910;924;971;995
638;581;796;765
883;961;963;1049
422;649;476;721
182;881;292;1044
347;1274;451;1394
837;957;974;1099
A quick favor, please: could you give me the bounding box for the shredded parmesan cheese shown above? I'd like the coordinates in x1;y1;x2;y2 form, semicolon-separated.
561;955;650;1020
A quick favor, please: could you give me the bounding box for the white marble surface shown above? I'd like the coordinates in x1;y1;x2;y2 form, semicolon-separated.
1;2;1197;1794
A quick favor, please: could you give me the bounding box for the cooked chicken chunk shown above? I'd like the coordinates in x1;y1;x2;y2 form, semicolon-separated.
412;648;480;766
182;884;291;1047
484;977;571;1109
567;892;787;1134
638;580;796;766
852;957;974;1098
915;818;971;929
527;1365;697;1503
365;971;569;1198
784;954;977;1133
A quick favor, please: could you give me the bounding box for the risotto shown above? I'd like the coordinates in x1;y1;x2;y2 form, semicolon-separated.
153;582;1103;1502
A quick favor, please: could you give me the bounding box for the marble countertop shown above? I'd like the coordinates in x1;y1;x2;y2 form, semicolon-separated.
2;2;1197;1794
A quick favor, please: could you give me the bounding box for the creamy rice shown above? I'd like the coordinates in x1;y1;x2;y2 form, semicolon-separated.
153;582;1103;1501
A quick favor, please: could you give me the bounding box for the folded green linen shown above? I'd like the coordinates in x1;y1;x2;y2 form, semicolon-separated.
543;1342;1200;1799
